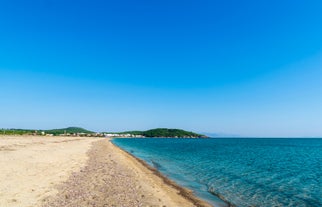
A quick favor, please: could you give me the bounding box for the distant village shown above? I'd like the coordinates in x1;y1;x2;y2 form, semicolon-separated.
103;133;145;138
40;131;145;138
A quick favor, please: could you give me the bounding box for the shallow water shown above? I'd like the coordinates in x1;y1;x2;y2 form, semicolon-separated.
112;138;322;207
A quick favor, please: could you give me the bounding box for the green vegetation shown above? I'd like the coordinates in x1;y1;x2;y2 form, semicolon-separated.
1;127;94;136
1;127;206;138
144;128;206;138
0;128;36;135
44;127;94;136
116;128;207;138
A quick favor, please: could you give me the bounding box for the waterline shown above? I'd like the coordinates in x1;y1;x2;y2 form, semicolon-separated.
113;138;322;207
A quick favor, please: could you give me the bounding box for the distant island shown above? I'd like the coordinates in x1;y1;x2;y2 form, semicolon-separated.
1;127;207;138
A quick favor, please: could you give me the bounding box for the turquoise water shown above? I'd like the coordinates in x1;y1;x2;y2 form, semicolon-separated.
112;138;322;207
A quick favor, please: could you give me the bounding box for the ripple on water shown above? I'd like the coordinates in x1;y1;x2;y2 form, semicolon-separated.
113;138;322;207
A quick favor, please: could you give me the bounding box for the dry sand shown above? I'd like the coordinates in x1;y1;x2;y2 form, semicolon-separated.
0;136;213;207
0;136;97;207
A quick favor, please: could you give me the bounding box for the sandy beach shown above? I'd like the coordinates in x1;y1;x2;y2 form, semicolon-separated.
0;136;212;207
0;136;97;207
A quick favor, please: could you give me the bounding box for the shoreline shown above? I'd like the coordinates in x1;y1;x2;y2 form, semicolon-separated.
43;138;214;207
110;139;215;207
0;135;226;206
111;138;236;207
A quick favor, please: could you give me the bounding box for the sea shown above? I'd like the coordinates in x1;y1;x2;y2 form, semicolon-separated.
112;138;322;207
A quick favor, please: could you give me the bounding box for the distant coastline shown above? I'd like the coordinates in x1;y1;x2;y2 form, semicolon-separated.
1;127;208;138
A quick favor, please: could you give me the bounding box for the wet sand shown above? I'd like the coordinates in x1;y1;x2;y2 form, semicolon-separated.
0;136;212;207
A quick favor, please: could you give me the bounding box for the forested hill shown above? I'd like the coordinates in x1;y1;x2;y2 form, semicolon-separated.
44;127;94;135
122;128;207;138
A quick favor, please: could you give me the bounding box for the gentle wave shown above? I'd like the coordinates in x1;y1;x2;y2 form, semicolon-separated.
113;138;322;207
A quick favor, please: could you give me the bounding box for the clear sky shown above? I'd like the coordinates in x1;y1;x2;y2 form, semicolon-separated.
1;0;322;137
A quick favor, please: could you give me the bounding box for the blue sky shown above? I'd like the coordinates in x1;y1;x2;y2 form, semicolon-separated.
1;0;322;136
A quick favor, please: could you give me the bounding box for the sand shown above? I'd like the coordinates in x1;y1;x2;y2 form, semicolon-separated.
0;136;213;207
0;136;97;207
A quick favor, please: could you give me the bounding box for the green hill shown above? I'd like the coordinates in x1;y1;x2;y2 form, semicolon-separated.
120;128;207;138
44;127;94;135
